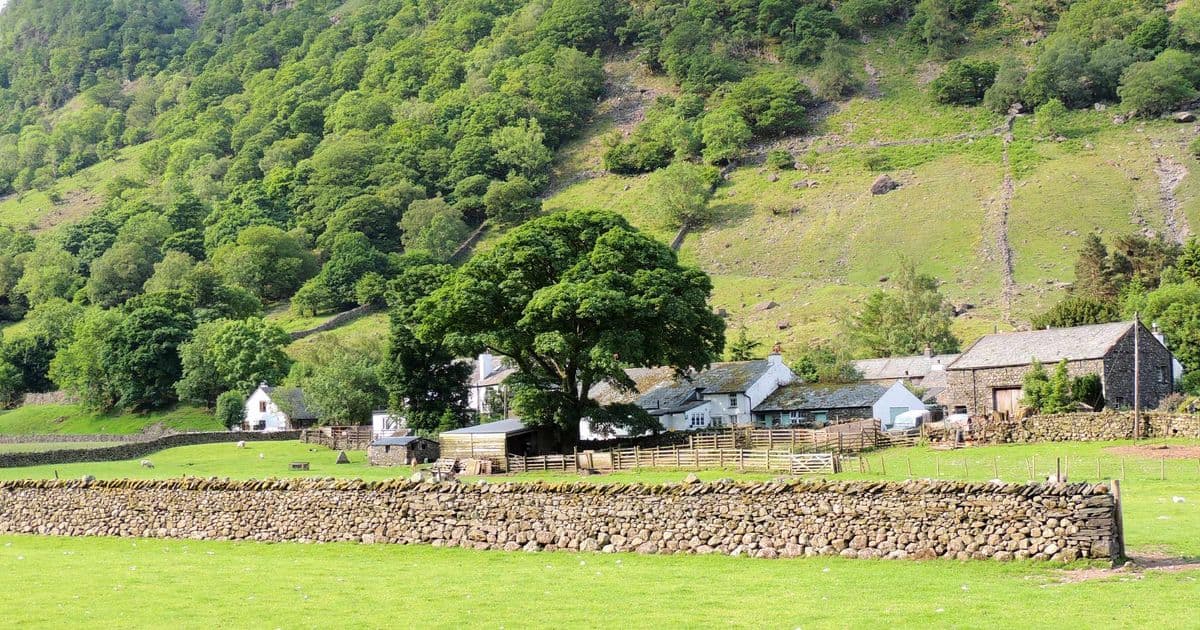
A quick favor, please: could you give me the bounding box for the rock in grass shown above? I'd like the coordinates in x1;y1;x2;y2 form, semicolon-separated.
870;174;898;195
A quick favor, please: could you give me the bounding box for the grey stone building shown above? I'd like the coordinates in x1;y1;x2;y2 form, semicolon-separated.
367;436;440;466
944;321;1176;416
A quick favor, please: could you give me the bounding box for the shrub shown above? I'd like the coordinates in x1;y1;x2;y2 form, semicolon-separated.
983;58;1027;114
1034;98;1069;137
1190;136;1200;160
766;150;794;170
215;390;246;428
1118;49;1200;116
930;59;999;105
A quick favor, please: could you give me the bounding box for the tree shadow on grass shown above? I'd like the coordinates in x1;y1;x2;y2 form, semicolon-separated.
705;202;756;230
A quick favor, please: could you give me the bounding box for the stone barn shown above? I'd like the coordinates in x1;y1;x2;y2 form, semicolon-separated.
944;321;1176;416
367;436;439;466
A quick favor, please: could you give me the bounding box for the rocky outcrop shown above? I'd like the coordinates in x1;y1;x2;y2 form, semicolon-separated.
0;478;1121;562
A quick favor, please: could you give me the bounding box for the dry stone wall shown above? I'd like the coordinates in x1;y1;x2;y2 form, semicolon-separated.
0;478;1121;562
0;431;302;468
976;411;1200;443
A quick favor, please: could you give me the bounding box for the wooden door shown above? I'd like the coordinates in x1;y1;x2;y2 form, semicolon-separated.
993;388;1023;415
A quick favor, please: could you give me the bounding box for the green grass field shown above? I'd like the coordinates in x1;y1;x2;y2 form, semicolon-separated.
0;535;1195;629
0;404;222;435
0;438;1197;627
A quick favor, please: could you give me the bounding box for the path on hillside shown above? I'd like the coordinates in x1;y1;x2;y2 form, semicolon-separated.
983;115;1018;323
1153;152;1191;244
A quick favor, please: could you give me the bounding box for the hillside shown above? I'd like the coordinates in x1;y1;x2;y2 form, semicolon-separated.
0;0;1200;416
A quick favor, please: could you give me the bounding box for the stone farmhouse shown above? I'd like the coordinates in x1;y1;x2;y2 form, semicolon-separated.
943;321;1176;416
243;383;318;431
367;435;439;466
753;381;926;429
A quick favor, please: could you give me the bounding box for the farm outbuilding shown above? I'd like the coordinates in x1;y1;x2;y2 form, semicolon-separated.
367;436;439;466
438;419;557;472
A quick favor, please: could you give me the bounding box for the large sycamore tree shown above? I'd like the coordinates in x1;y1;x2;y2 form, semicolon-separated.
415;209;725;442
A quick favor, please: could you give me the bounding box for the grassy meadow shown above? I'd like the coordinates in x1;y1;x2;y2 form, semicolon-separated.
0;404;222;435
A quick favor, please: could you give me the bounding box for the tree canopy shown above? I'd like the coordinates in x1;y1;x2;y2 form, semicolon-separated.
415;209;725;441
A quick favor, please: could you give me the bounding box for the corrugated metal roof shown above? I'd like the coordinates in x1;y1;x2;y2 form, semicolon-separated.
949;322;1134;370
754;382;887;412
854;354;959;380
441;418;531;435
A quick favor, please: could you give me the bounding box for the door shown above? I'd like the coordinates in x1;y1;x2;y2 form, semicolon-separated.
993;388;1023;415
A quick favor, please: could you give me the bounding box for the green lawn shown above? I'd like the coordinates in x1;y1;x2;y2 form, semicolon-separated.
0;534;1196;629
0;404;223;435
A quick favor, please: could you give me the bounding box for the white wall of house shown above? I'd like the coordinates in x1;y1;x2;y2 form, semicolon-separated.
702;355;795;427
371;411;405;437
244;386;290;431
873;381;927;429
579;402;714;440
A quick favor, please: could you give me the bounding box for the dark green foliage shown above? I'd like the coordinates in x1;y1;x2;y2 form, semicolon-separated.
415;209;725;441
215;391;246;429
843;262;959;357
1031;296;1119;329
1072;373;1105;411
380;262;472;434
790;344;862;383
1020;359;1048;411
982;57;1027;114
176;318;292;407
723;73;813;137
1073;233;1122;302
109;300;195;410
766;150;794;170
930;59;998;105
1118;49;1200;116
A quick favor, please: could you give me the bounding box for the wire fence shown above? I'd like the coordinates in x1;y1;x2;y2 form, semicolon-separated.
840;451;1200;483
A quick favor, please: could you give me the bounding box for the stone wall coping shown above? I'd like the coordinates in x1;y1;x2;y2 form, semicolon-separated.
0;477;1111;497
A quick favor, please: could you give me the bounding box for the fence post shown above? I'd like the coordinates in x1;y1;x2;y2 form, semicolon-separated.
719;449;724;468
1112;479;1126;563
634;446;639;471
694;448;699;469
739;449;745;472
766;449;771;471
675;445;681;468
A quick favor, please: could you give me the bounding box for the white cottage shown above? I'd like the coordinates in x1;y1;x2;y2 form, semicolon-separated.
243;383;318;431
579;354;796;439
371;409;406;437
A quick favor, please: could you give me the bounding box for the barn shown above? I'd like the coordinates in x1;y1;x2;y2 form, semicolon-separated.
367;436;440;466
438;419;557;472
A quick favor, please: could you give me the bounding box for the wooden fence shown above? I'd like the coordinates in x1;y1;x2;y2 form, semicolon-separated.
506;446;837;475
684;422;919;454
301;426;374;451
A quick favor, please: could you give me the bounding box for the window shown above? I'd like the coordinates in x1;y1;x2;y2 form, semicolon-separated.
1158;366;1168;384
259;401;267;413
788;410;802;421
728;394;739;409
688;415;706;429
812;411;828;426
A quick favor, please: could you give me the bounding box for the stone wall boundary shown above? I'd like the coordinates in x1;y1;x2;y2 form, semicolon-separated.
289;304;378;341
974;411;1200;443
0;478;1122;562
0;431;302;468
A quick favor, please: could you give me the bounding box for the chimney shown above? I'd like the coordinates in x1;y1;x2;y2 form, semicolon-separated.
478;352;495;379
768;342;783;366
1151;322;1165;346
923;345;931;358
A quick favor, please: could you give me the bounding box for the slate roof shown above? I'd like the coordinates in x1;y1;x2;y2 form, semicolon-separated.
854;354;959;381
370;436;427;447
262;385;317;420
754;382;887;412
948;322;1135;370
469;360;517;387
685;359;772;393
588;367;678;406
442;418;531;436
636;383;709;416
